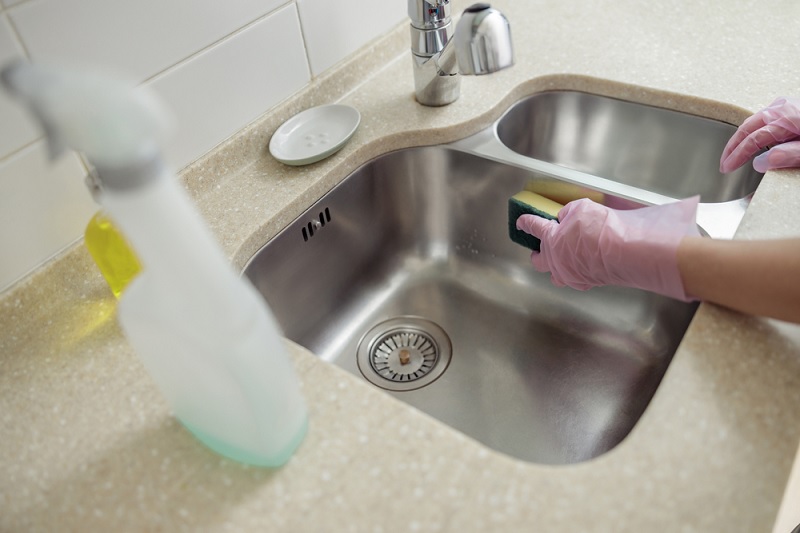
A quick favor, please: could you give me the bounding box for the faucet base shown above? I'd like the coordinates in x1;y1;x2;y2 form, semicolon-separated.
411;53;460;107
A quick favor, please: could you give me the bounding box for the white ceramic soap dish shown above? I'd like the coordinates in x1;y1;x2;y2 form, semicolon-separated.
269;104;361;166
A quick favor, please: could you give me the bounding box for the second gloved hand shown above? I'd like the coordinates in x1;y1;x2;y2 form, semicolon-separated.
515;197;700;301
719;96;800;173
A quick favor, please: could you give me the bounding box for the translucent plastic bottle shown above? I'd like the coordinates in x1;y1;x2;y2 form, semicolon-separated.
2;61;308;467
103;164;309;466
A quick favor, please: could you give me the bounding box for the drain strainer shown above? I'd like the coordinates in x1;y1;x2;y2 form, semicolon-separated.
356;316;452;391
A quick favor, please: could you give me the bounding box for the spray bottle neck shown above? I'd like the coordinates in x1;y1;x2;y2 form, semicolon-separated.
93;149;166;192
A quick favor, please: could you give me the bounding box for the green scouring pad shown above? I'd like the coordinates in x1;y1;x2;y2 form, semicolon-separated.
508;190;563;251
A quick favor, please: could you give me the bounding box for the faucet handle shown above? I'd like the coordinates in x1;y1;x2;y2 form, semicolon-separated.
454;3;514;75
408;0;451;29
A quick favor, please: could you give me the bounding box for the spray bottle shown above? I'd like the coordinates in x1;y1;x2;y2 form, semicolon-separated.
1;61;308;466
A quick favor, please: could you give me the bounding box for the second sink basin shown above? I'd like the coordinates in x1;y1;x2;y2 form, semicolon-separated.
496;91;762;203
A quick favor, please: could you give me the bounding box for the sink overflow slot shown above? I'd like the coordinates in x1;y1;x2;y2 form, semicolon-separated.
301;207;331;241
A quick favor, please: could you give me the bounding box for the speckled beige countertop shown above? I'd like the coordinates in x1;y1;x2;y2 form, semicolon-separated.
3;1;800;531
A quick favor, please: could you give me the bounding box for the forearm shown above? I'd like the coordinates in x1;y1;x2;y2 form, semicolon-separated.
678;236;800;323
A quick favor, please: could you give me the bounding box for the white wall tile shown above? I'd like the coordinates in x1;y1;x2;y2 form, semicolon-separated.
147;4;310;170
1;0;400;290
0;142;95;291
9;0;290;83
0;15;40;159
297;0;406;76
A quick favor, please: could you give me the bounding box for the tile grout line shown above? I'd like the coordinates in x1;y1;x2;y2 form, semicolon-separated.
0;138;41;166
141;2;297;87
0;8;49;167
3;6;31;59
291;0;316;83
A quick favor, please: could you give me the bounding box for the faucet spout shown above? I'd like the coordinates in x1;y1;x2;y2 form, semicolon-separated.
408;2;513;106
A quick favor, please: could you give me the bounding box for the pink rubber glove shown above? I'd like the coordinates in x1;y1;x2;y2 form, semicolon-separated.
515;197;700;301
719;97;800;173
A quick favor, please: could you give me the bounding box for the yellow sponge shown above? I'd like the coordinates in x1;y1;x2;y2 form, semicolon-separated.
508;190;563;251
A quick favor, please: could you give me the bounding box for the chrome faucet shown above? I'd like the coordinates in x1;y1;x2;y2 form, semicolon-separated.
408;1;513;106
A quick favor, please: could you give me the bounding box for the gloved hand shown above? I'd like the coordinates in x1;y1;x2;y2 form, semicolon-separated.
515;197;700;301
719;96;800;173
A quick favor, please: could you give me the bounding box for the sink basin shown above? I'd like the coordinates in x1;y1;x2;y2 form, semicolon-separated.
495;91;763;203
244;145;700;465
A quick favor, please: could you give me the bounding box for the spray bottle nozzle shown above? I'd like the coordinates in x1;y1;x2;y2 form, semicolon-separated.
0;60;173;171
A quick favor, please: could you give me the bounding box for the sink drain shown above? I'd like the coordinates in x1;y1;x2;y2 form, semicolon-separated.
357;316;452;391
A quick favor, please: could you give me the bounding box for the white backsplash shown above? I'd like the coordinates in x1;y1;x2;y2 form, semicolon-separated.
0;0;406;291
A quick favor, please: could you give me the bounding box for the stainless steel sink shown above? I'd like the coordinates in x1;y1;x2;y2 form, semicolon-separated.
244;90;759;464
245;146;699;465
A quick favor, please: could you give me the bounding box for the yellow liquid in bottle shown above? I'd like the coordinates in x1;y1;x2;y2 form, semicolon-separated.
84;211;142;298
